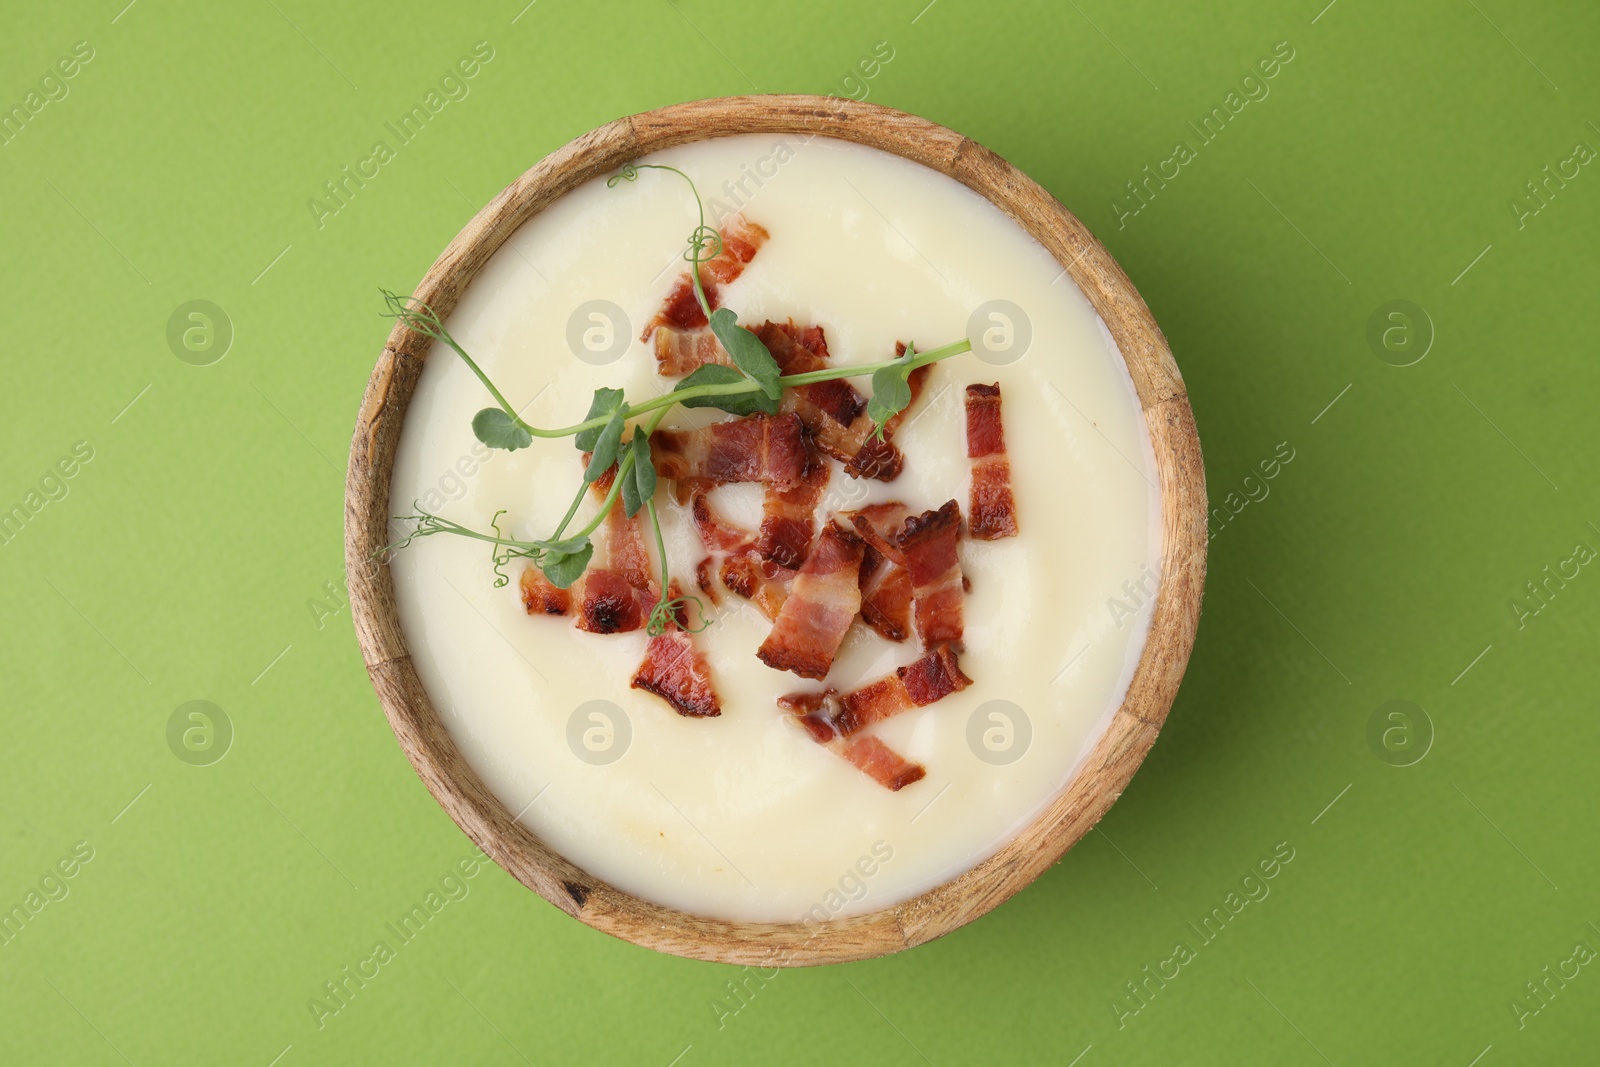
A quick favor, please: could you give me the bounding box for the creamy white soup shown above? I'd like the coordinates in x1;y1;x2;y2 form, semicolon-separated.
389;134;1160;923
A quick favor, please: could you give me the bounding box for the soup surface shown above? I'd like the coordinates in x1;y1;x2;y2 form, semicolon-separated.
390;134;1160;922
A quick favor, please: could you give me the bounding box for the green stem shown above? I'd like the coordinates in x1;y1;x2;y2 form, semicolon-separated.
628;164;716;320
545;337;975;438
646;498;669;593
548;478;589;540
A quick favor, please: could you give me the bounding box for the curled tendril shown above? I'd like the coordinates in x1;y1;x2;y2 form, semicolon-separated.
488;510;514;588
605;164;641;188
381;507;547;579
646;593;712;638
686;224;722;266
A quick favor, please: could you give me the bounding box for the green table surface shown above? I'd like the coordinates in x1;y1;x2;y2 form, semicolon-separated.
4;0;1598;1063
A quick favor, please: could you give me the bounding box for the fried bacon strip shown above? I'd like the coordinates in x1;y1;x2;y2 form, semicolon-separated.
702;215;769;285
845;503;913;642
589;461;657;595
857;545;914;642
965;383;1018;540
690;491;794;620
719;553;793;620
896;500;965;649
573;568;650;634
754;446;829;569
651;413;807;492
519;568;571;617
755;321;866;462
654;327;729;377
756;522;866;680
631;628;720;717
795;644;971;740
644;217;770;374
778;690;926;791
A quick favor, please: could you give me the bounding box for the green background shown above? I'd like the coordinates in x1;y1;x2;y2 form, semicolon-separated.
3;0;1597;1062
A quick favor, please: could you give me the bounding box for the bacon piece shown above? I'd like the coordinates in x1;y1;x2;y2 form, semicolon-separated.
896;500;964;649
653;327;730;377
652;413;807;492
841;503;915;641
755;321;869;463
756;522;865;680
587;462;656;596
843;361;931;481
631;629;720;717
720;554;792;620
694;557;721;605
690;491;751;552
777;690;926;791
754;447;830;569
650;275;712;335
857;545;913;642
704;216;769;284
797;644;972;739
574;568;649;634
689;490;795;619
520;568;571;616
847;502;910;561
840;735;926;790
642;216;769;355
966;383;1019;540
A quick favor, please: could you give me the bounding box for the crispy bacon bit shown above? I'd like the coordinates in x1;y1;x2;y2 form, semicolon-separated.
841;736;927;790
689;492;749;552
965;383;1019;540
575;568;649;634
857;545;914;642
520;568;571;616
642;216;770;356
651;275;713;334
689;490;795;619
756;522;865;680
720;554;792;620
847;502;910;561
802;644;972;738
754;447;830;569
631;629;720;717
843;503;914;642
587;463;656;596
755;321;867;462
695;557;721;604
896;500;964;649
651;413;807;491
705;217;769;284
653;327;730;377
777;689;926;790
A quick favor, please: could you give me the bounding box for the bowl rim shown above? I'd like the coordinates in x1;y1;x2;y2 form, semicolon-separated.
344;93;1207;966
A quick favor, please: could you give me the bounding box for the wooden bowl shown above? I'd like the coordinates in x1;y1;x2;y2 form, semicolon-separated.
345;95;1206;966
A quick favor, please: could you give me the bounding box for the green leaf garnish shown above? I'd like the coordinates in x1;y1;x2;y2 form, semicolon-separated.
866;342;917;439
472;407;534;451
574;387;626;452
708;308;782;400
541;541;594;588
584;409;626;482
676;364;781;416
621;429;656;518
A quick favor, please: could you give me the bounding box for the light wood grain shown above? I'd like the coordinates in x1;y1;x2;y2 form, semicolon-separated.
344;95;1207;966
